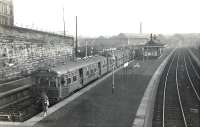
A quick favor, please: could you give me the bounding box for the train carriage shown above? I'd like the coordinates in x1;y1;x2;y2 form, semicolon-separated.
113;51;124;67
81;59;100;85
123;50;130;63
94;56;108;76
107;56;115;72
105;49;133;71
32;56;108;103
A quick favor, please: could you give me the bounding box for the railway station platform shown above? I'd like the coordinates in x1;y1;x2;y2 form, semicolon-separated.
0;48;173;127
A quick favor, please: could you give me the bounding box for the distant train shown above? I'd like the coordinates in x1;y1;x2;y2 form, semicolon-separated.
32;49;134;104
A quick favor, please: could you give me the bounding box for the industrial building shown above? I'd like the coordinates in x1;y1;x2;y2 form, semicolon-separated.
0;0;14;26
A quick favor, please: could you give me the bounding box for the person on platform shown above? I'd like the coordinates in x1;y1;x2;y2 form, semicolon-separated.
41;92;49;117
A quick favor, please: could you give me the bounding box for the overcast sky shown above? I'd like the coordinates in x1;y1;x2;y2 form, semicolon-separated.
13;0;200;37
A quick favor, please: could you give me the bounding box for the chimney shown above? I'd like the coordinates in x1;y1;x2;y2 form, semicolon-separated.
75;16;78;58
154;34;156;40
150;33;153;41
140;22;142;34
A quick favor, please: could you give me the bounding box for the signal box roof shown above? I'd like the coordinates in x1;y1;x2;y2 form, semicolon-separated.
144;39;165;47
144;34;165;48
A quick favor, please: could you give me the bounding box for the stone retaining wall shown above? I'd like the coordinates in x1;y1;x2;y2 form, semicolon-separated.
0;25;74;81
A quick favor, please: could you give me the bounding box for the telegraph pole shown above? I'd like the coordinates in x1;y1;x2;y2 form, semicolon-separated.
63;7;66;36
75;16;78;58
112;65;114;94
112;51;115;94
85;40;87;57
140;22;142;34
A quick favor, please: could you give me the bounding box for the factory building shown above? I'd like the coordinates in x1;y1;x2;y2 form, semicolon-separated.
0;0;14;26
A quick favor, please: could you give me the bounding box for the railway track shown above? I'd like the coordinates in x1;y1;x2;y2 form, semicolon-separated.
0;77;31;109
152;49;200;127
0;97;40;122
0;76;41;122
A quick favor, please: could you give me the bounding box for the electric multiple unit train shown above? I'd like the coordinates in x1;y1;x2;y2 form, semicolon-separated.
32;49;134;104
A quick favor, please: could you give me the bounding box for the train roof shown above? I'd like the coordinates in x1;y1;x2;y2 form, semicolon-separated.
105;50;126;57
48;55;107;76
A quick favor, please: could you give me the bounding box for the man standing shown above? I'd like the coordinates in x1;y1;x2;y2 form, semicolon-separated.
41;92;49;117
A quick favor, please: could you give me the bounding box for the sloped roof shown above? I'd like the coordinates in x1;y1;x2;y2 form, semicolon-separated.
118;33;149;39
144;39;165;47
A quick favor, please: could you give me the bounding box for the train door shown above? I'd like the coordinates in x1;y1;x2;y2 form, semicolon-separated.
115;57;118;67
79;68;83;85
98;62;101;76
107;57;109;72
123;54;125;64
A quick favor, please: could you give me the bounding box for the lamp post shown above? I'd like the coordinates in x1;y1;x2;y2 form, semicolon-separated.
112;64;115;94
112;52;115;94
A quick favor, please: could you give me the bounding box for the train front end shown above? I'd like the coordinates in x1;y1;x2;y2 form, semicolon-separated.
32;69;60;105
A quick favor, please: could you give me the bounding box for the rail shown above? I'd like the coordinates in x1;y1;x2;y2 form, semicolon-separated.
0;76;31;87
187;53;200;79
183;55;200;101
175;55;188;127
162;53;176;127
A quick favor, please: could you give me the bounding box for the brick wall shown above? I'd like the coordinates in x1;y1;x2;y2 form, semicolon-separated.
0;25;74;81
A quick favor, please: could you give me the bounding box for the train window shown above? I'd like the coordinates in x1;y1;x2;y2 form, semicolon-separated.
91;69;93;73
35;77;40;85
50;77;57;87
86;67;88;71
67;72;71;77
67;78;71;84
40;77;49;86
73;76;77;81
94;68;96;72
86;71;89;76
61;76;65;86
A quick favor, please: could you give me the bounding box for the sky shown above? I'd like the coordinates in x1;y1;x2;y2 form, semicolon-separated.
13;0;200;37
